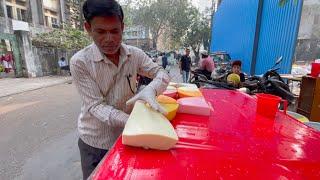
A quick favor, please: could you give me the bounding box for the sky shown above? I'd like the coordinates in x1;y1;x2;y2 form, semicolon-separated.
191;0;213;13
118;0;213;13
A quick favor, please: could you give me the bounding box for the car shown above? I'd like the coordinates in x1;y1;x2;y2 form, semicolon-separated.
210;51;232;70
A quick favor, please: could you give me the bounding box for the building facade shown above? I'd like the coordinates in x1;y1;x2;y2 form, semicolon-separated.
213;0;222;12
295;0;320;62
0;0;67;35
0;0;80;78
123;25;153;51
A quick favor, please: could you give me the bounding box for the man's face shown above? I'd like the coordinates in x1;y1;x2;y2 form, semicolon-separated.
186;49;190;56
232;65;241;74
85;16;124;55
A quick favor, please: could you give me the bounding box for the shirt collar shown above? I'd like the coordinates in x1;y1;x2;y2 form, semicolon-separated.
91;43;131;63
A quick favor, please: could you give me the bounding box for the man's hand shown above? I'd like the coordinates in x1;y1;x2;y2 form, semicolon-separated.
126;86;168;115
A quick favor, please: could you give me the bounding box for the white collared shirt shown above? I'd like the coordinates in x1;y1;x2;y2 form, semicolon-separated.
70;43;169;149
58;60;68;67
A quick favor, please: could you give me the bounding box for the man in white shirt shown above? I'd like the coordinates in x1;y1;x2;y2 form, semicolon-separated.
70;0;169;179
58;57;68;68
58;57;71;75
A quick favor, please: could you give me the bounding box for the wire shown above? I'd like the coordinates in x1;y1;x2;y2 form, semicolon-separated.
127;75;135;94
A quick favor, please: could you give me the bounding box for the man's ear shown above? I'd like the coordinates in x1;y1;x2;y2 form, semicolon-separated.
84;22;92;35
121;22;125;33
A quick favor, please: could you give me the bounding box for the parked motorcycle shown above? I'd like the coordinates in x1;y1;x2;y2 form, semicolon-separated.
243;57;295;104
189;64;230;87
189;69;236;90
189;57;295;105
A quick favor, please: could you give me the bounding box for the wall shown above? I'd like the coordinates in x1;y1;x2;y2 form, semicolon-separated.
211;0;303;74
254;0;303;74
15;30;39;77
211;0;260;74
43;0;59;11
294;0;320;62
32;46;76;76
295;39;320;62
124;38;152;51
124;26;150;40
298;6;315;39
0;16;11;33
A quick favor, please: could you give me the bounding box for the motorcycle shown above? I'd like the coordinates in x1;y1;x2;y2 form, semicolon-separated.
189;69;236;90
243;57;295;104
189;56;295;105
189;64;230;87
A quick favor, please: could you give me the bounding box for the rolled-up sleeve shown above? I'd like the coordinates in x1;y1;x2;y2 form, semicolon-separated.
137;50;170;95
70;59;128;127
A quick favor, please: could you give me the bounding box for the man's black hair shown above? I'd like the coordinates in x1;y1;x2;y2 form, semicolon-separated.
232;60;242;67
83;0;124;23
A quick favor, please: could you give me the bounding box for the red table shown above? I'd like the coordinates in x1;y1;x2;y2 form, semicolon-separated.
91;89;320;180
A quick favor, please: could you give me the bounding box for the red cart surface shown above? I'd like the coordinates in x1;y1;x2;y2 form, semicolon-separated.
91;89;320;180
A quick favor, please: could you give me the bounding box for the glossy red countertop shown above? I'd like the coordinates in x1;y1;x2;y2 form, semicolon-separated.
91;89;320;180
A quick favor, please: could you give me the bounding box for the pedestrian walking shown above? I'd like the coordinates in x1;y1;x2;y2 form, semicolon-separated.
179;48;192;83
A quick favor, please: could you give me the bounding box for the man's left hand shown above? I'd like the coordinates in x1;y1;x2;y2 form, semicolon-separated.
126;86;168;115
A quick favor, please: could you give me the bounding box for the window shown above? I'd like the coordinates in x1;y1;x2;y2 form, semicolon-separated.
17;8;27;21
51;17;59;28
51;17;58;25
6;6;13;19
132;31;138;36
45;16;49;26
314;15;320;25
16;0;27;6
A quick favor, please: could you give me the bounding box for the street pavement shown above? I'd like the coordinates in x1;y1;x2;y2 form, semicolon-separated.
0;65;183;180
0;83;81;180
168;64;183;82
0;76;72;98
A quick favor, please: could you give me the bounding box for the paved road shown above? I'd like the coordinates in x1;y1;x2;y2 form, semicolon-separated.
0;76;72;98
0;83;82;180
0;65;183;180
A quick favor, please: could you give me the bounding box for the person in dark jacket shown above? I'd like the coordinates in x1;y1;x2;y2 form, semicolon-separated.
179;48;192;83
162;53;168;69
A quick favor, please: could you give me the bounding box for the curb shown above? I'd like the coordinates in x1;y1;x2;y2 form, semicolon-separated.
0;79;73;99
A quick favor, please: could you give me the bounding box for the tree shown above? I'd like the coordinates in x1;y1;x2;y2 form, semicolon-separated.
125;0;211;52
132;0;199;50
32;25;91;50
133;0;175;49
121;0;137;27
64;0;86;29
183;10;211;63
168;1;197;49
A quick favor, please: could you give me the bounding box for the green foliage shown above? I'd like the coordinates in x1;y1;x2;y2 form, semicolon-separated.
129;0;211;51
279;0;298;7
133;0;175;49
65;0;85;29
183;9;211;60
122;0;136;27
0;64;4;72
169;3;199;49
32;25;91;50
